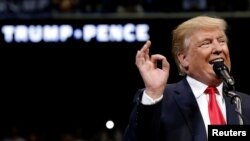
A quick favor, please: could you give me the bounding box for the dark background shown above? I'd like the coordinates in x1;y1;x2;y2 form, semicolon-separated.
0;16;250;139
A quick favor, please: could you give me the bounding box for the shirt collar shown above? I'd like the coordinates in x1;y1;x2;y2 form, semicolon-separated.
186;76;223;98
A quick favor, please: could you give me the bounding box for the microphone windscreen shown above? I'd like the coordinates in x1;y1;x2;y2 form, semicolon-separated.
212;61;228;77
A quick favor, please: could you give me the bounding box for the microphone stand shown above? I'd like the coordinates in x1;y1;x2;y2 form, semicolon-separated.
224;84;244;125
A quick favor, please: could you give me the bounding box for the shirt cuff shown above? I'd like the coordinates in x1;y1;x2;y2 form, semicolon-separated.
141;90;163;105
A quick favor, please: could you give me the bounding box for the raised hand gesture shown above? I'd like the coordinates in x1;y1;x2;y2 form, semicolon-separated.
135;40;170;99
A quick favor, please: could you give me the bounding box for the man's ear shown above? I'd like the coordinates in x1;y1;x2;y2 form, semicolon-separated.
177;52;189;68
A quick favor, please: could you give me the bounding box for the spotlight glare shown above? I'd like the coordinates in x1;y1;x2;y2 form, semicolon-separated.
106;120;114;129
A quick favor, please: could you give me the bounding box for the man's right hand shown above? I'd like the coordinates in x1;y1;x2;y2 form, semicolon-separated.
135;40;170;100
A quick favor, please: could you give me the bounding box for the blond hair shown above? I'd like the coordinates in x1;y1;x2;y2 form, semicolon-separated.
172;15;228;76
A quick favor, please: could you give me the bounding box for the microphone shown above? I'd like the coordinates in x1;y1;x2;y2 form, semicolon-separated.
213;61;235;88
213;61;243;125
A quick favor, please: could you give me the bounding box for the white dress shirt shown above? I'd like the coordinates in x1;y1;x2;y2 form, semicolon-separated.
141;76;227;136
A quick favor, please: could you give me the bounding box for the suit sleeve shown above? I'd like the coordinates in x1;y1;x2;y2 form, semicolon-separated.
123;89;162;141
239;92;250;124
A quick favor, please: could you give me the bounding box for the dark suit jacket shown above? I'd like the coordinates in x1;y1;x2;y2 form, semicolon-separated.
123;78;250;141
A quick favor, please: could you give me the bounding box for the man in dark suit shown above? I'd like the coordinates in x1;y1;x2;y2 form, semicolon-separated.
123;15;250;141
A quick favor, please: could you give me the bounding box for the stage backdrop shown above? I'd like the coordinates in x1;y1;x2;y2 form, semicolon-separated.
0;15;249;137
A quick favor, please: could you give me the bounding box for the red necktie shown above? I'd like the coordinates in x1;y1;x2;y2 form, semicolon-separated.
205;86;226;125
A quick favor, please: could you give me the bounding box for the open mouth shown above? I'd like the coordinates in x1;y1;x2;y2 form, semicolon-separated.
209;58;224;65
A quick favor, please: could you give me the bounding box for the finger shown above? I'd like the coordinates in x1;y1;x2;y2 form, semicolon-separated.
140;40;151;53
136;40;151;65
150;54;165;68
140;40;151;61
161;57;170;72
135;50;143;65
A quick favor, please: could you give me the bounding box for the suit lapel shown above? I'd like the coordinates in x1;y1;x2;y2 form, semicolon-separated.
173;79;207;141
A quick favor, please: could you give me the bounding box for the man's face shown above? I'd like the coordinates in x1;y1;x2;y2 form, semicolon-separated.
179;28;231;85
